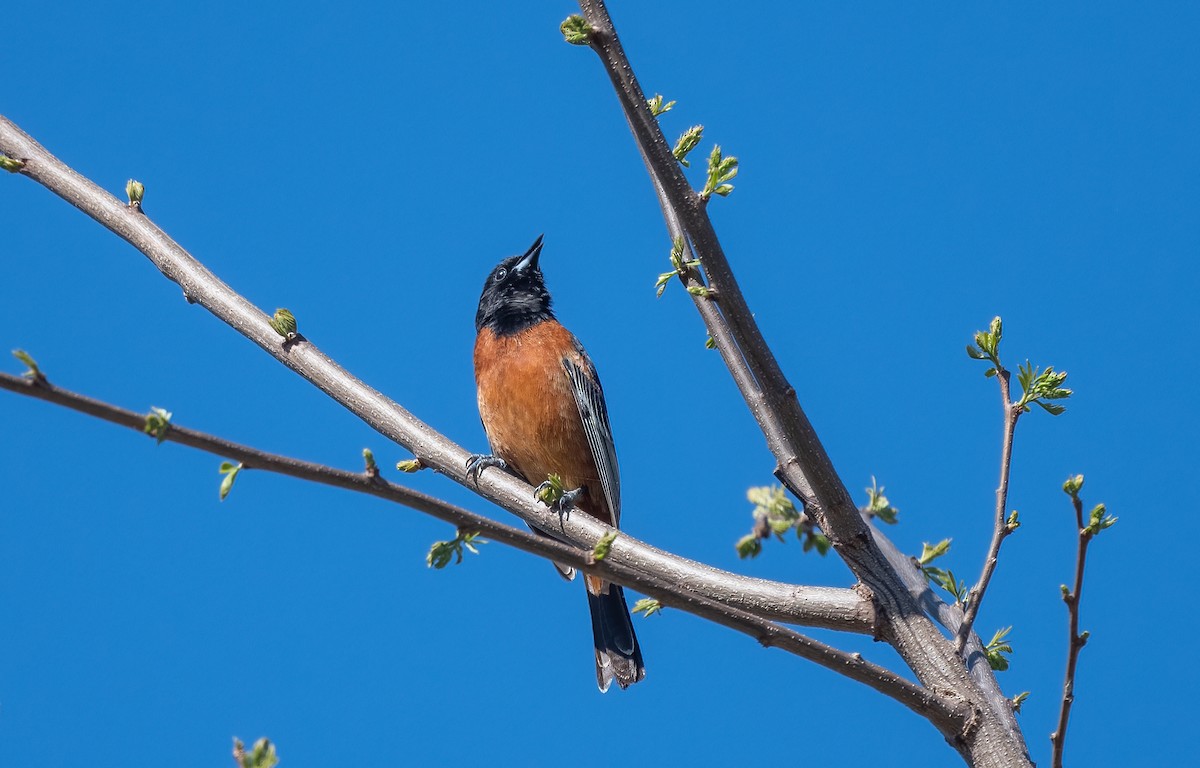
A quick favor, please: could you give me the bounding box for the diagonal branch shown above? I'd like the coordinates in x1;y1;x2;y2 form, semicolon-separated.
570;4;1031;765
0;115;876;634
0;369;965;726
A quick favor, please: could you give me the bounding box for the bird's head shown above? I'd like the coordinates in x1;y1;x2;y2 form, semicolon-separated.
475;234;555;335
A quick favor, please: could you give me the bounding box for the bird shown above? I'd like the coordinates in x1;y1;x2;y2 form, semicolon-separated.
467;234;646;691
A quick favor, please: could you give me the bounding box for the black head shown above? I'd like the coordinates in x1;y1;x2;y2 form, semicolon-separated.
475;235;555;335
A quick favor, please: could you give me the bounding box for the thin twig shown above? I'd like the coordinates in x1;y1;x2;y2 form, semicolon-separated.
1050;492;1094;768
0;370;965;727
955;368;1021;653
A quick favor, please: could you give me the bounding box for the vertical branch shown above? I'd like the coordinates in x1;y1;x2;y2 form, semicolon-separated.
955;368;1021;653
1051;479;1114;768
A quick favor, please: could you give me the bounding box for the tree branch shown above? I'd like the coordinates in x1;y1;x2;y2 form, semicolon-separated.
1050;481;1111;768
570;5;1032;765
0;368;968;726
955;370;1021;653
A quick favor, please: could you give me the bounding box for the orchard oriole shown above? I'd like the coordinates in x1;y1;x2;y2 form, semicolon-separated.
468;235;646;691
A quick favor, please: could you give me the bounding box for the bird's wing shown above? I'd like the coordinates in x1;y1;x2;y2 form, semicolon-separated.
563;350;621;528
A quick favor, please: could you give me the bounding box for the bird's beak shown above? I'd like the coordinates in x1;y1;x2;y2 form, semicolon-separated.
514;234;545;273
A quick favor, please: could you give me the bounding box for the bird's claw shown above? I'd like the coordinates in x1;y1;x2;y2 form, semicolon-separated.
535;481;583;521
466;453;507;483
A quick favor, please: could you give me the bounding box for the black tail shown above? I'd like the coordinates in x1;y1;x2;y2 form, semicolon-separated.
587;584;646;691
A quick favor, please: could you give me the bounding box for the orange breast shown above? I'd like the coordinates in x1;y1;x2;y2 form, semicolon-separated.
474;323;612;525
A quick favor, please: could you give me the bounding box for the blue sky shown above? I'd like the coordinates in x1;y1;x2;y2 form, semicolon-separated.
2;2;1196;766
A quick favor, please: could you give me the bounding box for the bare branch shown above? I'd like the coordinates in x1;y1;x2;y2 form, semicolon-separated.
0;369;968;725
955;367;1021;653
1051;479;1114;768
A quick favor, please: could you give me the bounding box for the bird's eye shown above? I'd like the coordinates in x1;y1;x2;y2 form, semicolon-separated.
494;267;508;282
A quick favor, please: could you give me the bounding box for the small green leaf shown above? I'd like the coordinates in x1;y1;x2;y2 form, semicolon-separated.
219;461;243;501
686;285;710;297
143;406;172;444
985;626;1014;672
735;533;762;559
863;477;899;524
427;529;485;568
701;144;739;200
646;94;676;117
704;335;716;349
654;270;675;298
632;598;663;617
0;155;24;173
12;348;44;381
918;539;952;565
1016;361;1071;414
1011;691;1030;713
673;125;704;166
234;737;279;768
269;308;297;338
593;531;618;561
560;14;592;45
1086;503;1117;535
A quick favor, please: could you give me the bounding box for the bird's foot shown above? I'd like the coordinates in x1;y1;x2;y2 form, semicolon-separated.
535;478;583;521
466;453;507;484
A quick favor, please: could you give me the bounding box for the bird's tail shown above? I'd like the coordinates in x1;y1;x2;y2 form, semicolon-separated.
586;576;646;691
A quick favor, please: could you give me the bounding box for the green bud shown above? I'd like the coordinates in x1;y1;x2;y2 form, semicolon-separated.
143;406;173;444
560;15;591;45
646;94;676;117
704;335;716;349
395;458;424;473
632;598;662;617
1062;474;1085;496
269;308;297;338
672;125;704;166
12;348;44;381
0;155;25;173
125;178;145;208
592;531;618;561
